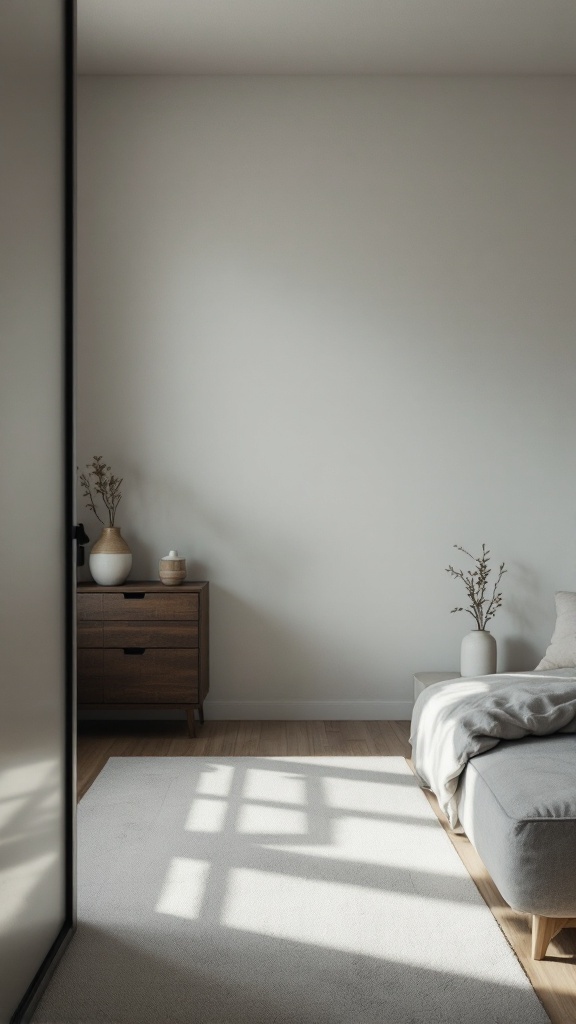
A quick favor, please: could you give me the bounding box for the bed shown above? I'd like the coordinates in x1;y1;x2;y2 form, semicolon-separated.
410;662;576;959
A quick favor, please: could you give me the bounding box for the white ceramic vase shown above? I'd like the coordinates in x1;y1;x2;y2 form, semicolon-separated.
460;629;497;677
89;527;132;586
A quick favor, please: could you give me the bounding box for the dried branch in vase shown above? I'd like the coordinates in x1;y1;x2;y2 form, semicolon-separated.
79;455;123;527
446;543;506;630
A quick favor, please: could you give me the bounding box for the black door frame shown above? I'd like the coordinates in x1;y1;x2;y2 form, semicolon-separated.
10;2;77;1018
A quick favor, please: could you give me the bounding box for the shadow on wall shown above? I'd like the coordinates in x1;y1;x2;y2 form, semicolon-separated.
500;637;541;672
501;561;548;671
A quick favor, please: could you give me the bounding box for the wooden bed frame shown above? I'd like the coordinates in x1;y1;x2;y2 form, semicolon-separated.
532;916;576;960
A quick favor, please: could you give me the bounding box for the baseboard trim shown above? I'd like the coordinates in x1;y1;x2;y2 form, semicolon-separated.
203;700;413;721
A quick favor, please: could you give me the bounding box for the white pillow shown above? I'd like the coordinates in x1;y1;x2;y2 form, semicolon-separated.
535;591;576;670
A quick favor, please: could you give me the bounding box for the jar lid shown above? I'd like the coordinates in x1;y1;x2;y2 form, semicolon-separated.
161;549;183;561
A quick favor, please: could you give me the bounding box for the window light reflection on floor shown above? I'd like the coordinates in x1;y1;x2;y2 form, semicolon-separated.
161;760;467;932
243;768;307;806
221;866;494;965
237;803;308;835
185;797;228;833
155;857;211;920
154;856;510;983
195;763;236;798
266;817;458;873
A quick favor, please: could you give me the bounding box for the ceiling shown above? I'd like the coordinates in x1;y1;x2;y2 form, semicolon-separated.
77;0;576;76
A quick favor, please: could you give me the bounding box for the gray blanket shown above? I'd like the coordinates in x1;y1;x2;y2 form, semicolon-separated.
410;669;576;830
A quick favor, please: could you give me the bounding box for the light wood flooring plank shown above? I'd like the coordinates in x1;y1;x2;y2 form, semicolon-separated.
285;720;312;756
331;722;372;756
376;720;408;755
233;720;263;756
190;721;220;757
258;720;288;757
363;720;394;755
309;721;333;756
200;721;232;756
219;721;241;756
77;719;576;1024
76;733;115;801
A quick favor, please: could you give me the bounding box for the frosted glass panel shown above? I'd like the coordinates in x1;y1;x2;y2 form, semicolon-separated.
0;1;70;1020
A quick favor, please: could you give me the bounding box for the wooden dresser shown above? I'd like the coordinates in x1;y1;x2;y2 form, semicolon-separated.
77;581;209;736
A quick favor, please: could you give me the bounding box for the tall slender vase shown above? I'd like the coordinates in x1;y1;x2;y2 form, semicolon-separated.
460;629;497;677
89;526;132;586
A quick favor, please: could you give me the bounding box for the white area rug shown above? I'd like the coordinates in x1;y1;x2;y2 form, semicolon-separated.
34;757;549;1024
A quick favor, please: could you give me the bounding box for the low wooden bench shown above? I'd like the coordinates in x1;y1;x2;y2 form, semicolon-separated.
457;734;576;960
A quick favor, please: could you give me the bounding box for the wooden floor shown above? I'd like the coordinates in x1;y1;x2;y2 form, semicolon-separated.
78;718;576;1024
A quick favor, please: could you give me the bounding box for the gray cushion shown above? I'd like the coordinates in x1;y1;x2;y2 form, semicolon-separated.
458;734;576;917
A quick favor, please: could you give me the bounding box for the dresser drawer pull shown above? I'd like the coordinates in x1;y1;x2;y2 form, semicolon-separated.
123;647;146;655
124;592;145;600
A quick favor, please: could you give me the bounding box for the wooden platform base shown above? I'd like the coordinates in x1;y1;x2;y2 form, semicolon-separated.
532;915;576;960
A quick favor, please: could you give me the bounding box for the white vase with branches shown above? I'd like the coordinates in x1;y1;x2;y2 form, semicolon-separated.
80;456;132;586
446;544;506;677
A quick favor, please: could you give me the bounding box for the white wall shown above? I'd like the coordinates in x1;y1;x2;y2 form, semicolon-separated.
77;76;576;718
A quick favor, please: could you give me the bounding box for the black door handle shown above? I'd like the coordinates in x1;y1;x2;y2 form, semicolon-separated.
73;522;90;567
123;648;146;655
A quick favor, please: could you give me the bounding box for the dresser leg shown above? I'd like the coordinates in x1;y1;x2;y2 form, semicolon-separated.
186;710;197;738
198;704;204;726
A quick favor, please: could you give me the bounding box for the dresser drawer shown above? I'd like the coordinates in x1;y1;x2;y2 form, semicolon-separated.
78;622;199;649
102;649;199;703
78;622;103;648
104;621;199;648
78;591;199;621
77;649;103;702
77;594;102;621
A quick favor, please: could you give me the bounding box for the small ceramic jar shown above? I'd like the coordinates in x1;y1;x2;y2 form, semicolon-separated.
159;549;187;586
